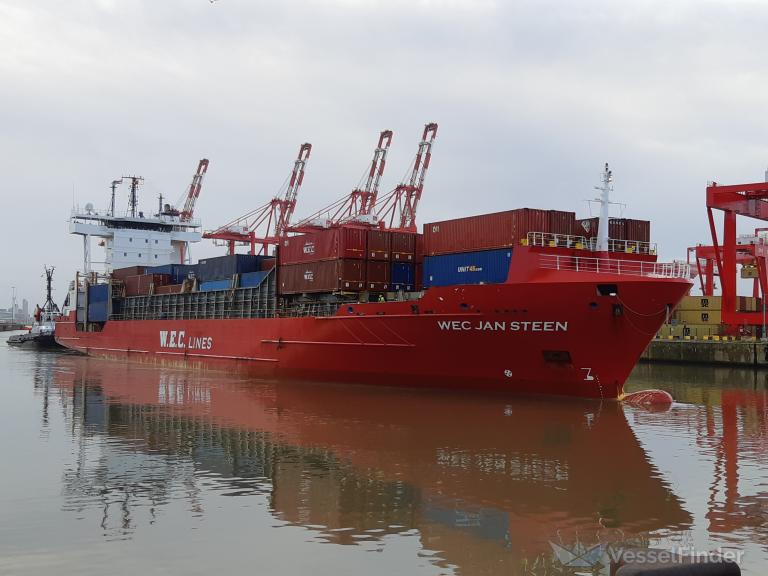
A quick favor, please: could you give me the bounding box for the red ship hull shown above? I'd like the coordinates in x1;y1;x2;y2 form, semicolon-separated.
56;250;691;399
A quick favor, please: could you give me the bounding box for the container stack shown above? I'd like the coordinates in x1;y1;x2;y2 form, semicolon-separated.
277;226;418;295
420;208;565;287
124;273;172;296
575;217;650;243
658;295;762;339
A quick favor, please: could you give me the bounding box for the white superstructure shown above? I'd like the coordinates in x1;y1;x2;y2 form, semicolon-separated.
69;208;202;273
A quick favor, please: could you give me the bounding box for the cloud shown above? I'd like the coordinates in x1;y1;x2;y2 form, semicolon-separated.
1;0;767;302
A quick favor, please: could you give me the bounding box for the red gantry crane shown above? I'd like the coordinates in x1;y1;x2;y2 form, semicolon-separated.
374;122;438;232
204;143;312;255
180;159;209;221
293;130;393;229
702;179;768;326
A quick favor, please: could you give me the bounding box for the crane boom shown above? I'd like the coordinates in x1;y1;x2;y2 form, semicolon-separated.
374;122;438;232
181;159;209;221
275;143;312;236
360;129;393;215
203;143;312;255
292;130;393;230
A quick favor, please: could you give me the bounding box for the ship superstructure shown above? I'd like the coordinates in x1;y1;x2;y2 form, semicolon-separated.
69;160;208;273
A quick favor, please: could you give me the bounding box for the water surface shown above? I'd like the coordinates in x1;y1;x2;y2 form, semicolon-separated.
0;336;765;574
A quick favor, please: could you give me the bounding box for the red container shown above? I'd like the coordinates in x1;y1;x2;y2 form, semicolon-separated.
261;258;277;271
123;275;141;296
391;232;417;261
278;260;365;294
125;274;171;296
414;233;424;264
365;260;390;291
279;227;367;265
367;229;391;261
624;219;650;243
423;209;548;255
156;284;183;295
576;217;598;239
112;266;147;281
609;218;626;240
547;210;576;236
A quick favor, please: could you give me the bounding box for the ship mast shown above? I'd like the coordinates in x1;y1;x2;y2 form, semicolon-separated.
595;163;613;252
42;266;60;319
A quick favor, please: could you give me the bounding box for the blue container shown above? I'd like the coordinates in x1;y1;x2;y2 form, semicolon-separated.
200;278;232;292
88;284;110;303
423;249;512;287
197;254;265;282
145;264;173;276
239;271;269;288
171;264;198;284
390;262;415;290
88;300;108;322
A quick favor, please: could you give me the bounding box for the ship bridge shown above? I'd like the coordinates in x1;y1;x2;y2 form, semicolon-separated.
70;207;202;273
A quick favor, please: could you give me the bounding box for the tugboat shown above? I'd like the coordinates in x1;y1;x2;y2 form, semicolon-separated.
8;266;63;349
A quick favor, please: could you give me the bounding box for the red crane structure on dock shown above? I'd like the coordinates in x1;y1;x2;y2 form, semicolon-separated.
374;122;438;232
293;130;393;229
697;180;768;326
204;143;312;255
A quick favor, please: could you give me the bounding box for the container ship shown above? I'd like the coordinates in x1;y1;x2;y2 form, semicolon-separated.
55;128;692;399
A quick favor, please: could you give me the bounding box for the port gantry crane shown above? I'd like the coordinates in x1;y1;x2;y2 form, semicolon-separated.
698;179;768;327
180;158;209;221
203;143;312;255
292;130;394;229
374;122;438;232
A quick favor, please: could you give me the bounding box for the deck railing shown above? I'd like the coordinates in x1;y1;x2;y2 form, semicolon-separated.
538;254;692;279
526;232;657;255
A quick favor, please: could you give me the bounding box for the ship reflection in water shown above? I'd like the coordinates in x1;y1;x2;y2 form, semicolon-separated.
4;352;768;574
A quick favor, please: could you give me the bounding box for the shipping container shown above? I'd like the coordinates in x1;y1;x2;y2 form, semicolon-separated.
124;274;171;296
145;264;198;285
423;249;512;287
547;210;576;236
676;296;722;311
367;229;391;261
576;217;598;239
279;227;367;265
240;271;269;288
390;262;415;290
574;217;647;242
88;284;109;303
261;258;277;271
414;263;423;290
423;209;547;256
278;259;365;294
675;310;722;324
87;300;109;322
624;219;651;243
112;265;146;281
366;260;390;291
197;254;264;282
155;284;184;295
391;232;417;261
415;233;424;263
200;278;233;292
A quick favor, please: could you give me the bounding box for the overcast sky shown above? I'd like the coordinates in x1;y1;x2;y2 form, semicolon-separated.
2;0;768;305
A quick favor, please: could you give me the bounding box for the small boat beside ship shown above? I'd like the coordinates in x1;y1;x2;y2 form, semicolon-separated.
8;267;63;349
